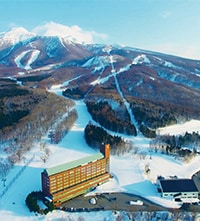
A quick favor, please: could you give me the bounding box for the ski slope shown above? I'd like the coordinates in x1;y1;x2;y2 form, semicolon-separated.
0;87;200;220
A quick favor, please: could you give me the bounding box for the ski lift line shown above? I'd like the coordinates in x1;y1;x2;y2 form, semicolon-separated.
106;51;139;134
0;154;35;199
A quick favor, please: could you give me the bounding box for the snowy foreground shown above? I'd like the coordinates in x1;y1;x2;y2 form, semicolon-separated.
0;98;200;220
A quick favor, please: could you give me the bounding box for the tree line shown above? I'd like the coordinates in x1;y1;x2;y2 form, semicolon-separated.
158;131;200;151
149;131;200;162
48;109;78;144
85;100;137;136
26;191;54;214
84;123;133;155
0;79;76;179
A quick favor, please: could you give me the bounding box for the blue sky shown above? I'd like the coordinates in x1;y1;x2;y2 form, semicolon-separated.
1;0;200;59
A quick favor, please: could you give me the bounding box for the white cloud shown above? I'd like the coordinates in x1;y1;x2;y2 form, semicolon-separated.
91;31;108;40
148;43;200;60
32;22;107;44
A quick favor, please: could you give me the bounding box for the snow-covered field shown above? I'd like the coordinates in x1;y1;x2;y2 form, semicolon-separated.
0;92;200;220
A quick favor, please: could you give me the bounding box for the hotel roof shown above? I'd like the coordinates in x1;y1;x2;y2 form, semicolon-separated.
45;153;104;176
159;179;198;193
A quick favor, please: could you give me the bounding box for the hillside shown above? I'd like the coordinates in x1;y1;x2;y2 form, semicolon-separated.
0;29;200;139
0;97;200;221
0;28;199;169
0;78;75;169
0;27;200;219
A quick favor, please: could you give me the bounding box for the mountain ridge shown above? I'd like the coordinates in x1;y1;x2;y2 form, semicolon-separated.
0;27;200;138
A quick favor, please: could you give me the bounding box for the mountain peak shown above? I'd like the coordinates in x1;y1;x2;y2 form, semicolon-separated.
0;27;35;44
32;22;93;44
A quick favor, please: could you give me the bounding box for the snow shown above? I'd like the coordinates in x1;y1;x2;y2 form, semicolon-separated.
150;76;155;81
117;54;151;73
14;50;40;70
132;54;150;65
0;23;107;49
106;50;139;132
195;72;200;78
129;200;143;205
1;86;200;220
18;72;25;76
154;56;180;69
27;63;61;73
89;53;151;89
158;119;200;136
164;61;176;68
61;75;84;88
32;22;93;44
26;50;40;69
118;64;131;73
0;27;35;45
82;56;110;74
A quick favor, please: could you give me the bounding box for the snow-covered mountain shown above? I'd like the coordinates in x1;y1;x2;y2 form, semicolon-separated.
0;26;200;131
0;27;35;48
32;22;93;44
0;22;93;48
0;26;200;221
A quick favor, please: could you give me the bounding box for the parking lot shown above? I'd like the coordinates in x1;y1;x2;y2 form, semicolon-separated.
58;170;200;213
61;192;166;212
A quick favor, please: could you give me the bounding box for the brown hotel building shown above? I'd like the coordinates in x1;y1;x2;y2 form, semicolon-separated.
41;144;110;206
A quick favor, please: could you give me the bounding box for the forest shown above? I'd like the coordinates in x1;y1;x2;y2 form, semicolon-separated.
84;123;133;155
85;100;137;136
48;109;78;144
149;131;200;162
63;85;92;100
0;78;76;180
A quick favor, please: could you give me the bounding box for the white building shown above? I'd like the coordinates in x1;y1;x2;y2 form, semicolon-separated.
158;178;199;202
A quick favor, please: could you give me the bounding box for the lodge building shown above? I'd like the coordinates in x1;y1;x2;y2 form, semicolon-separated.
41;144;110;206
157;177;199;202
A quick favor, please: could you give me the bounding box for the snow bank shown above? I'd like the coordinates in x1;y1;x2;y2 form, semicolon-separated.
158;119;200;136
